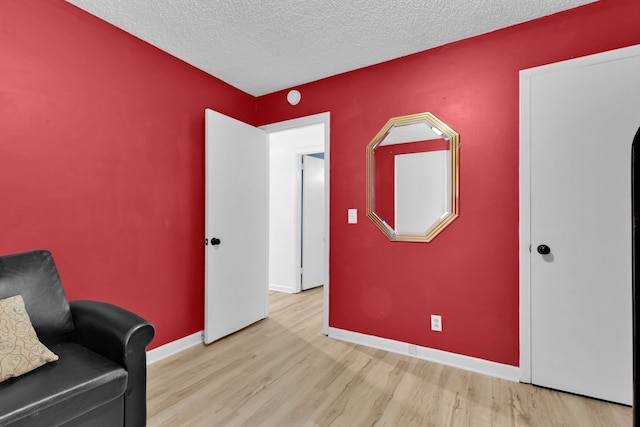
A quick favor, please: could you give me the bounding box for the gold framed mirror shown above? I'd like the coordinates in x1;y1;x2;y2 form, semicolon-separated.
366;112;459;242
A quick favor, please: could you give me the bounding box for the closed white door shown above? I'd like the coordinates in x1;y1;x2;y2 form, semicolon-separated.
301;154;325;290
204;109;268;344
524;47;640;404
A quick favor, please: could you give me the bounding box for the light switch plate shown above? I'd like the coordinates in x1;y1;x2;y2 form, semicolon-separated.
348;209;357;224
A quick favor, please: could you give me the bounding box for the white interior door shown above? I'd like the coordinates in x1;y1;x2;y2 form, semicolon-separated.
523;47;640;404
204;109;268;344
301;154;325;290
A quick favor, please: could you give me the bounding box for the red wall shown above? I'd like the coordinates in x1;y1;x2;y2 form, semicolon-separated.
0;0;256;349
257;0;640;365
2;0;640;364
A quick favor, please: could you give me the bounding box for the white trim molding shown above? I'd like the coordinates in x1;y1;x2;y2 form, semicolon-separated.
328;327;520;382
148;327;520;382
269;283;296;293
147;331;203;365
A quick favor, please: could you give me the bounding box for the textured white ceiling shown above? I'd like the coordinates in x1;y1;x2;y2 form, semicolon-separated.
66;0;596;96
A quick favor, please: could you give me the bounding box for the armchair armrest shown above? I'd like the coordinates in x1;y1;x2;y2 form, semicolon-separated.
69;300;155;427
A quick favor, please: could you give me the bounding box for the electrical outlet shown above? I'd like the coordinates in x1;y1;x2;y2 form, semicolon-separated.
408;344;417;356
431;314;442;332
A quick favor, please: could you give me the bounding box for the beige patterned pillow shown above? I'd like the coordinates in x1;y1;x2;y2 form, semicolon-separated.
0;295;59;382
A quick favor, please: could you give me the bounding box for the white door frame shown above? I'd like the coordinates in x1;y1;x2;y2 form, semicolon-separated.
519;44;640;383
261;112;330;334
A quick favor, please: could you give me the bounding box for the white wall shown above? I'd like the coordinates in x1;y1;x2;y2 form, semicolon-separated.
269;123;324;293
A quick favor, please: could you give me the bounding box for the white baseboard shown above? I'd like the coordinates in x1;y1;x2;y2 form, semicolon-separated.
269;283;296;293
147;331;203;365
147;328;520;382
327;327;520;382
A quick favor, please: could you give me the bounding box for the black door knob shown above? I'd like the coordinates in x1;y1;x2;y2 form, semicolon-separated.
537;244;551;255
211;238;221;246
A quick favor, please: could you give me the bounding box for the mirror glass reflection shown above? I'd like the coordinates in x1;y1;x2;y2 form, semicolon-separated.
366;112;459;242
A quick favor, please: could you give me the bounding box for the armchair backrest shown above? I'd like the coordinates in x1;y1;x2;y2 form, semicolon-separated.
0;250;74;341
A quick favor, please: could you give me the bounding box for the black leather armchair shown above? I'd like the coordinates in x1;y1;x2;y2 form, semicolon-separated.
0;250;155;426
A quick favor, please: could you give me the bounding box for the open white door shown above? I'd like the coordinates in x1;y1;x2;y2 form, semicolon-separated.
204;109;268;344
301;154;325;290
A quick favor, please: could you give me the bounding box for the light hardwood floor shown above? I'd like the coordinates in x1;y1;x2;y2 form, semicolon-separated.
147;288;632;426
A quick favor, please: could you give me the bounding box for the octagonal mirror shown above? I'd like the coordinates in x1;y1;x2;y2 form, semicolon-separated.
366;112;459;242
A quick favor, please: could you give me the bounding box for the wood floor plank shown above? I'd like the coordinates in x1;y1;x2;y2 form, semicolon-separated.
147;287;632;426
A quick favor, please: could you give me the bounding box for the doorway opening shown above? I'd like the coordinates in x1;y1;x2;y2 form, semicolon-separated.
262;113;330;333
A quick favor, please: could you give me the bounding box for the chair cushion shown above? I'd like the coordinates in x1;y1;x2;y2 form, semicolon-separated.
0;295;59;382
0;342;127;426
0;250;74;340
